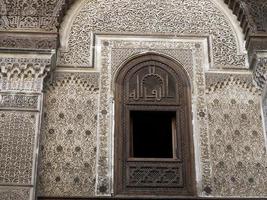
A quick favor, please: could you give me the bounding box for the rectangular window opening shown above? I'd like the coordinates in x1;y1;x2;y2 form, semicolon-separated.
130;111;176;158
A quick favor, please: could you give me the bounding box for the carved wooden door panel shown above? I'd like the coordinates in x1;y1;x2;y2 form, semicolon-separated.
115;53;195;196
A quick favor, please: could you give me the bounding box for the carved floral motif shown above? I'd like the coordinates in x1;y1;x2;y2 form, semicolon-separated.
0;0;72;32
0;51;55;200
58;0;246;69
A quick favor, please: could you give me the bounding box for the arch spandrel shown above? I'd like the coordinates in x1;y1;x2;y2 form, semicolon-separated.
58;0;247;69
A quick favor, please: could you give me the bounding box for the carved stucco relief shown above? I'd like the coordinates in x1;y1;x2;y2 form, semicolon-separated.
0;33;58;50
58;0;246;69
36;34;267;197
35;36;210;197
0;187;31;200
206;76;267;196
95;36;266;197
0;52;55;92
0;111;36;185
0;0;70;32
251;52;267;90
38;72;100;197
0;110;39;199
93;36;210;196
0;51;55;200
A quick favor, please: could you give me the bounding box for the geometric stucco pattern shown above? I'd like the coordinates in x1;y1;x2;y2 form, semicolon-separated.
206;77;267;197
38;72;100;197
0;1;266;200
0;51;55;200
58;0;246;69
0;187;30;200
0;111;36;185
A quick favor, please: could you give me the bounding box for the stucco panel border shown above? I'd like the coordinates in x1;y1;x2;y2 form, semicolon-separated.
94;34;210;196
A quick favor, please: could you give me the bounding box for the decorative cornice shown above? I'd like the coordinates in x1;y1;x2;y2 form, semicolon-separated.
0;50;56;92
0;32;58;50
206;74;259;94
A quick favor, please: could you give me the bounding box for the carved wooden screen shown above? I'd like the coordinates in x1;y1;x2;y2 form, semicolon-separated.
115;53;195;196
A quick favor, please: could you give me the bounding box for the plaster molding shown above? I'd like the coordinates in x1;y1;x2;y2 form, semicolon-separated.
0;50;56;92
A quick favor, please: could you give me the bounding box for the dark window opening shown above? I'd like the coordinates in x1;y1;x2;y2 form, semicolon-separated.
130;111;176;158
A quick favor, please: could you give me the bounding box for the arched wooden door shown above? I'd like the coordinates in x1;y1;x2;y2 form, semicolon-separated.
114;53;195;196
